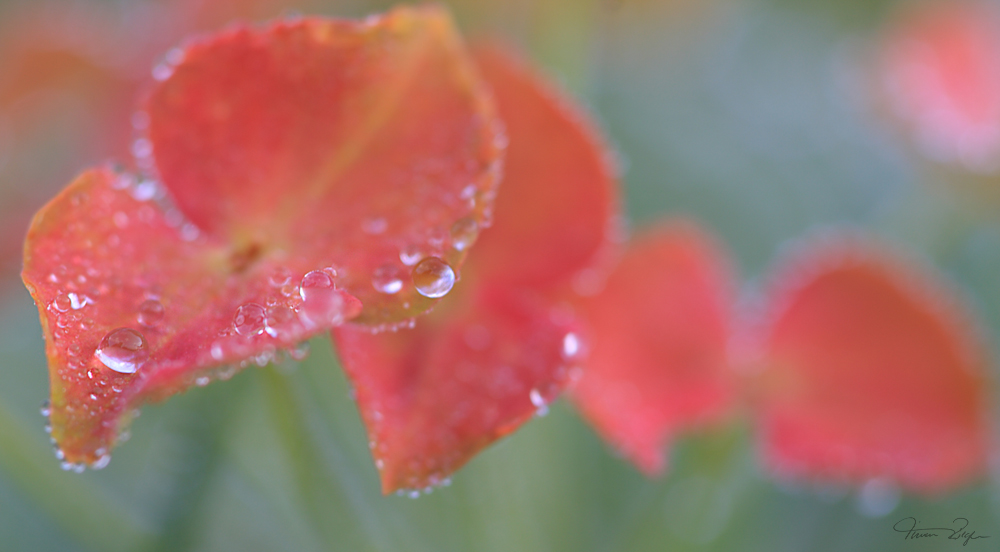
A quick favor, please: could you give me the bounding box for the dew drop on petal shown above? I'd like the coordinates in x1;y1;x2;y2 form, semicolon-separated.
95;328;148;374
299;271;345;327
372;265;406;294
530;388;549;417
90;453;111;470
450;217;479;251
40;400;51;418
412;257;455;298
137;299;165;327
268;266;292;287
562;333;581;360
400;245;422;266
233;303;266;336
50;294;72;312
265;305;296;338
195;376;210;387
289;341;310;361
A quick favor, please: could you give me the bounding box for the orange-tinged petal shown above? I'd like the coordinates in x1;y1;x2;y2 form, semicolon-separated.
756;238;991;492
466;44;619;290
570;222;735;475
146;7;503;324
23;168;362;466
22;7;504;467
334;288;578;493
330;45;620;492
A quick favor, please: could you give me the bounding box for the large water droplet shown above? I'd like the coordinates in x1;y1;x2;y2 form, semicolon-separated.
450;217;479;251
96;328;148;374
412;257;455;298
372;265;406;294
137;299;165;327
299;271;345;327
233;303;266;336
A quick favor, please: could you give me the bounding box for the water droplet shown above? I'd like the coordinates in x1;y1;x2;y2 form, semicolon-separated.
268;266;292;287
450;217;478;251
530;388;549;417
372;265;406;294
210;341;224;361
412;258;455;298
233;303;266;336
362;217;388;234
195;376;210;387
562;333;581;360
137;299;165;327
95;328;148;374
265;305;296;338
40;400;51;418
289;341;310;361
132;139;153;160
856;477;900;518
408;490;421;499
90;451;111;470
299;271;345;327
67;292;91;310
50;294;72;313
400;245;422;266
132;179;157;201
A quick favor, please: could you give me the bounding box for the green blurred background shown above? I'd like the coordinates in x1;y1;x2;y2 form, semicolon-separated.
1;0;998;550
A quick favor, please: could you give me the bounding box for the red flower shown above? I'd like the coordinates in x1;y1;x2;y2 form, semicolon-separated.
332;44;621;493
572;227;991;493
22;6;504;469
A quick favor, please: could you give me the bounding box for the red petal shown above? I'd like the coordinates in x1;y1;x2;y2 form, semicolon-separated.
570;222;735;474
23;168;362;466
756;238;991;492
466;44;620;290
330;45;621;493
146;7;503;324
334;288;578;493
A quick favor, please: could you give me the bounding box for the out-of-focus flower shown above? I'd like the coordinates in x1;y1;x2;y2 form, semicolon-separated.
879;0;1000;172
572;228;991;493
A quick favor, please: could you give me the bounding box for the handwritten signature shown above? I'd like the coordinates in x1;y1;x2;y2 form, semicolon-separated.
893;517;991;546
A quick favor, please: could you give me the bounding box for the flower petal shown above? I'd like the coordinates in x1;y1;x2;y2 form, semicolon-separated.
330;45;621;493
23;168;363;466
756;237;991;492
467;44;620;290
570;222;735;475
334;288;577;493
145;6;504;324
